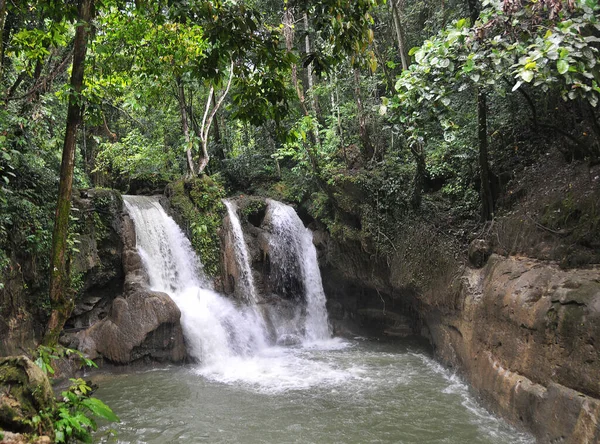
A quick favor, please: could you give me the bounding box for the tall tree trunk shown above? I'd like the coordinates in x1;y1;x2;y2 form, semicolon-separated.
43;0;94;346
283;8;308;116
467;0;493;221
196;60;233;174
0;0;7;77
477;90;494;221
176;77;196;176
211;94;225;160
303;12;320;117
391;0;408;70
303;11;322;147
354;67;374;160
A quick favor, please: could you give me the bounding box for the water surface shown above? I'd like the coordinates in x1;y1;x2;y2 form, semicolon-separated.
94;339;533;444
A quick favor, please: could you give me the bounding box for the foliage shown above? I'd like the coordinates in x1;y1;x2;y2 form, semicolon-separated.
52;378;118;443
95;130;179;187
392;0;600;147
31;345;119;443
166;177;226;277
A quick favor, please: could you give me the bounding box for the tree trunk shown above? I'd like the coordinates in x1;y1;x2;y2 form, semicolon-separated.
303;13;320;117
354;67;374;160
466;0;493;220
211;94;225;160
477;90;494;221
391;0;408;71
0;0;7;77
283;8;309;116
43;0;94;346
176;77;196;176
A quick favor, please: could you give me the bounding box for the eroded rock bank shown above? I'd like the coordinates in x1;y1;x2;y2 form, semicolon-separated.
427;255;600;442
319;228;600;442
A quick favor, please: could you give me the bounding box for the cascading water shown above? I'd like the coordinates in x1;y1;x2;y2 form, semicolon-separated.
266;199;331;342
123;196;268;365
123;195;340;389
223;200;260;304
95;196;534;444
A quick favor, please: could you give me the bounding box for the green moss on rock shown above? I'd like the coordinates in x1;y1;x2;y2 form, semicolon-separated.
166;177;225;277
0;356;55;437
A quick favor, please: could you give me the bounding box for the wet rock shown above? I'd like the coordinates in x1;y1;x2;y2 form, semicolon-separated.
68;189;125;330
77;290;186;364
0;356;55;436
425;255;600;441
468;239;491;268
73;195;187;365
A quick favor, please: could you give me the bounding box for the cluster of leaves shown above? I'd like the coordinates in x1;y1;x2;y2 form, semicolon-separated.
52;378;118;443
95;130;180;187
32;345;119;443
393;0;600;141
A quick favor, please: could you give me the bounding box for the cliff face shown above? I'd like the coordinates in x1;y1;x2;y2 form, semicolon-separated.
316;154;600;442
426;255;600;443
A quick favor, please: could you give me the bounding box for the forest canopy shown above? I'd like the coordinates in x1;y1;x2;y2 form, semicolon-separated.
0;0;599;343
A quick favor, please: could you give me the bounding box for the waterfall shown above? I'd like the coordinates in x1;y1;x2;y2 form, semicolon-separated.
266;199;331;342
223;200;260;304
123;195;268;364
123;194;332;374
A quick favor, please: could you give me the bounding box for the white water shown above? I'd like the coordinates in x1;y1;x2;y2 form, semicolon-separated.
100;196;534;444
266;199;331;342
223;200;260;304
123;195;339;390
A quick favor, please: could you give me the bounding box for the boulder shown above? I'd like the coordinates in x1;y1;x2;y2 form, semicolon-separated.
468;238;492;268
77;289;186;364
0;356;55;437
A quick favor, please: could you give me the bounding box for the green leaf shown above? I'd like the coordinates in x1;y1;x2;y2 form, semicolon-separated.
557;59;569;75
81;398;120;422
521;70;534;83
408;46;419;56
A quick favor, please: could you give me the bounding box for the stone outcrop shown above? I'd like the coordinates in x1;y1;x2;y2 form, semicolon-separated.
68;189;126;330
319;227;600;442
69;196;186;364
0;356;55;437
426;255;600;443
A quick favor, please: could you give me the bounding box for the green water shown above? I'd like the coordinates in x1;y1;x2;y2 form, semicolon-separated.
93;339;533;444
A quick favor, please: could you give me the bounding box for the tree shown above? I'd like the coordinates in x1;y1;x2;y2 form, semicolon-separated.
44;0;94;346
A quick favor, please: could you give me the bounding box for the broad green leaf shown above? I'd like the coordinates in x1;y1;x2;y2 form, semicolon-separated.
557;59;569;75
521;70;534;83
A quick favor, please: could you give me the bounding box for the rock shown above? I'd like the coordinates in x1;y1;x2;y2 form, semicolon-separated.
425;255;600;442
77;290;186;364
72;193;187;365
0;356;55;437
68;189;125;330
468;239;491;268
0;432;52;443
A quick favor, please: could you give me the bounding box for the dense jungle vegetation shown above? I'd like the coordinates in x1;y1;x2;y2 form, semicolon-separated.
0;0;599;350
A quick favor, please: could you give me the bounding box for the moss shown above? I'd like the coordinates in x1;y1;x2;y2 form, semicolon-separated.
240;199;267;220
166;177;226;277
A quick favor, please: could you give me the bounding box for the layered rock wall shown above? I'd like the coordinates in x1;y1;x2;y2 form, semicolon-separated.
426;255;600;442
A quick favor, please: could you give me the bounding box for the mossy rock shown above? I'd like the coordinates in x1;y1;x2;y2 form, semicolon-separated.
165;177;226;277
0;356;55;436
